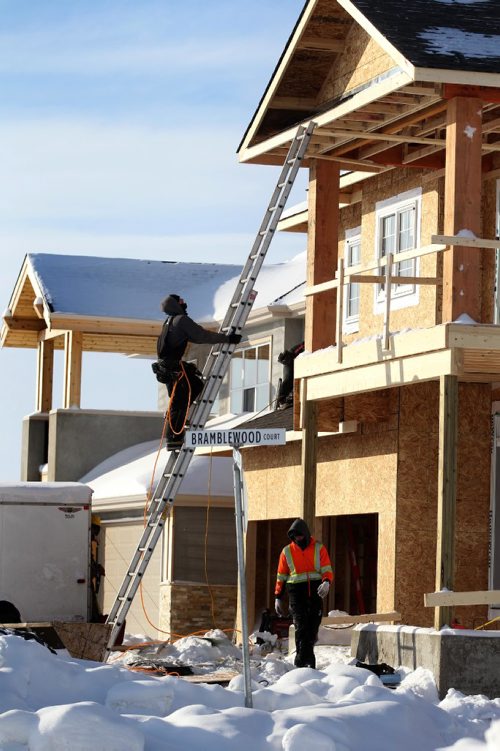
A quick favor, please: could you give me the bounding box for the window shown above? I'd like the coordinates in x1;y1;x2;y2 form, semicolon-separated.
375;188;421;312
230;343;270;414
344;228;361;332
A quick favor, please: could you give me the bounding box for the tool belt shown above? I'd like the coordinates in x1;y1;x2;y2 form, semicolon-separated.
151;359;180;384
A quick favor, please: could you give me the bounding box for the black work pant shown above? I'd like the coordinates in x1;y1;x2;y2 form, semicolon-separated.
288;582;323;669
165;362;204;442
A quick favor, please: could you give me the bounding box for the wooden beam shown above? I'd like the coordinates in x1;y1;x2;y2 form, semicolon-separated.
323;610;401;625
432;234;500;250
297;35;345;53
443;84;500;104
312;154;386;172
36;338;54;413
269;96;318;111
435;374;458;630
63;331;83;409
425;590;500;608
301;399;317;532
443;97;483;322
305;160;339;351
318;128;447;148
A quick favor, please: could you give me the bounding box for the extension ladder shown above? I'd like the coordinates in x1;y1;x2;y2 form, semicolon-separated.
105;121;316;651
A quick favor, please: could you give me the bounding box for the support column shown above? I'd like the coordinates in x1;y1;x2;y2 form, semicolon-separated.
301;400;317;530
36;338;54;412
435;375;458;629
442;97;483;322
305;159;340;351
301;160;339;527
63;331;83;408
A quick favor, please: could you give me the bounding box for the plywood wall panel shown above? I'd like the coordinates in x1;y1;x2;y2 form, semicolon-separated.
395;382;439;626
454;384;491;628
481;177;497;324
318;27;394;105
339;169;441;342
242;444;303;521
316;430;398;517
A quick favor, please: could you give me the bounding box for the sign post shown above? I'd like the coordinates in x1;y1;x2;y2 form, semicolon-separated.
186;427;286;708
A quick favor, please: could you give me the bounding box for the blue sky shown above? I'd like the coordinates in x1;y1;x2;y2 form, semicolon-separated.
0;0;307;480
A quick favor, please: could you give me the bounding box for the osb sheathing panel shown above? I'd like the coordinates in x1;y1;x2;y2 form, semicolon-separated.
318;26;395;105
395;382;440;626
340;169;441;341
480;177;497;324
454;383;491;627
395;382;491;627
242;443;303;521
315;429;398;517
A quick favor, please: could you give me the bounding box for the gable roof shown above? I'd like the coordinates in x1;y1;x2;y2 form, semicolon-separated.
1;252;307;352
238;0;500;169
28;254;241;323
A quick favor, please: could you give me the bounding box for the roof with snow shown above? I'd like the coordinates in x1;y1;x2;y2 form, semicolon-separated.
350;0;500;73
1;252;306;353
81;440;234;507
28;254;242;323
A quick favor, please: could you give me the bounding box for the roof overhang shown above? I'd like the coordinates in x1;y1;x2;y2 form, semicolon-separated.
238;0;500;189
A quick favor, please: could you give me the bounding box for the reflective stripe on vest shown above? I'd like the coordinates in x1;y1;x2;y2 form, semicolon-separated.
282;542;323;585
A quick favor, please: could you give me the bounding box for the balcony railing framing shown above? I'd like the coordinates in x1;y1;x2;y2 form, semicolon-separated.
304;235;500;362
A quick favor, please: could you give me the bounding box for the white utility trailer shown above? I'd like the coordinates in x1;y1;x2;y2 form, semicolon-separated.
0;482;93;623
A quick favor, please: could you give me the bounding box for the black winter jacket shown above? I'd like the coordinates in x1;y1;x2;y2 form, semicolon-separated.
157;295;231;361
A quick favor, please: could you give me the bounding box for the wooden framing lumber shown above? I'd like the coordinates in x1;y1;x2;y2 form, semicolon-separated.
442;97;483;322
63;331;83;409
317;128;447;148
305;160;339;351
301;398;317;532
435;375;458;630
432;234;500;250
36;338;54;413
297;35;345;53
425;590;500;608
322;610;401;625
239;70;413;163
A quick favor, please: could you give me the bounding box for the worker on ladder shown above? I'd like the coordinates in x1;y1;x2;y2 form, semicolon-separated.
154;294;241;450
274;518;333;669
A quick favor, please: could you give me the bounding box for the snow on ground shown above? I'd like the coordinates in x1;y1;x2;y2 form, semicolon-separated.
1;631;500;750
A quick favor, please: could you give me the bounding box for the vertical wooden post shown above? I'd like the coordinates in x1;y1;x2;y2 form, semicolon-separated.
435;374;458;629
36;338;54;412
302;160;339;530
442;97;482;322
301;400;317;531
305;160;340;351
383;252;393;351
336;258;344;364
63;331;83;408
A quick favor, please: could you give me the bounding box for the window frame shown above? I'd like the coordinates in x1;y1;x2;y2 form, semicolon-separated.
229;340;271;415
344;227;361;334
374;188;422;314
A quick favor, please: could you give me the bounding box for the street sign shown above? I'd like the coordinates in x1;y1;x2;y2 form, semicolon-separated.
185;428;286;448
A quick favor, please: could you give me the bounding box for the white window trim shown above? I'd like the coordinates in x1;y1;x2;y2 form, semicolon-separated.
229;339;272;414
374;187;422;315
344;226;361;334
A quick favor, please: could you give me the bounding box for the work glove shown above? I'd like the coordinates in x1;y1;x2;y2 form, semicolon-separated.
228;333;242;345
275;598;286;617
317;580;330;599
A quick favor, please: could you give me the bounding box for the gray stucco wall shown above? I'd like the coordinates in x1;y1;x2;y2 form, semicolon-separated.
47;409;165;481
21;413;49;481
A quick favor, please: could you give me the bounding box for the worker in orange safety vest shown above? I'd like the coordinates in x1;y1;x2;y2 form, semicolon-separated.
275;518;333;668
